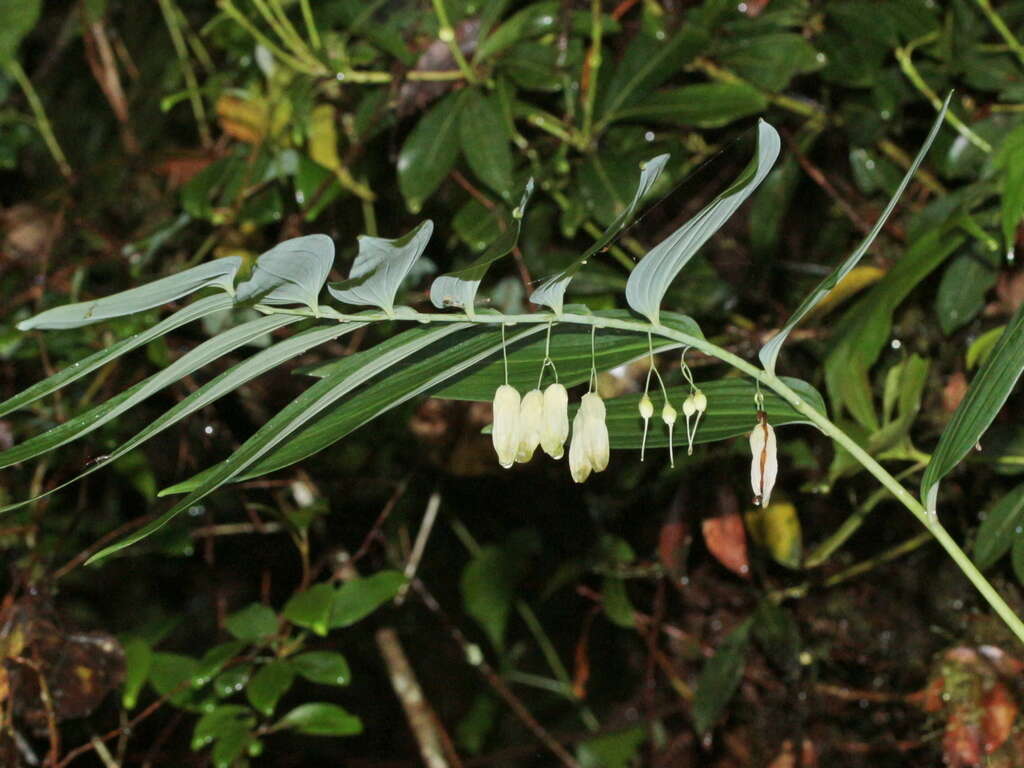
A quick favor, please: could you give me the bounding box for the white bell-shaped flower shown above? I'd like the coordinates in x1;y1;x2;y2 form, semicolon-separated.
569;392;609;482
749;412;778;507
568;408;592;483
516;389;544;463
492;384;521;469
541;383;569;459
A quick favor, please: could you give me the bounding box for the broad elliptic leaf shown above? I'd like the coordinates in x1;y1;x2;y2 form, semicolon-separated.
531;155;670;314
235;235;334;313
459;90;515;201
328;221;433;314
610;82;767;128
430;181;533;315
0;0;41;65
283;584;335;637
120;636;153;710
0;293;232;417
91;323;471;559
247;661;295;716
1;321;366;513
329;570;406;628
759;95;950;375
922;298;1024;514
397;91;462;212
225;603;280;642
693;618;753;735
291;652;351;686
973;484;1024;570
18;256;242;330
626;121;780;325
0;313;300;470
277;703;363;736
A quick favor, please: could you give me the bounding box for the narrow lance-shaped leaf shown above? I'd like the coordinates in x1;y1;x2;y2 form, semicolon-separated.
0;294;233;418
88;323;474;561
0;320;367;513
160;322;549;494
0;313;300;470
531;154;669;314
430;180;533;316
626;120;780;325
235;235;334;314
922;298;1024;514
18;256;242;330
328;220;433;315
758;94;951;375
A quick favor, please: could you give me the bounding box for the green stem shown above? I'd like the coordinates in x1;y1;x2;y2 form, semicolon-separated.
5;60;72;179
895;34;992;154
218;0;324;75
158;0;212;147
579;0;603;147
298;0;322;50
804;462;926;568
430;0;478;84
259;303;1024;646
973;0;1024;69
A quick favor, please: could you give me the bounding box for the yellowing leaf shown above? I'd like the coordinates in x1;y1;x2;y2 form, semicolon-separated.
745;501;802;569
308;104;341;173
216;93;270;144
806;265;886;319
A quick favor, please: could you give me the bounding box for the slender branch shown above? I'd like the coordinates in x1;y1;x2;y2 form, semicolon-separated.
5;60;73;179
973;0;1024;69
157;0;212;147
579;0;603;147
430;0;478;84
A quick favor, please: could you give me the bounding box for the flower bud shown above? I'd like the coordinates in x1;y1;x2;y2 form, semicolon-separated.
491;384;520;469
682;395;696;418
693;389;707;413
638;393;654;420
749;412;778;507
662;402;677;426
541;383;569;459
516;389;544;463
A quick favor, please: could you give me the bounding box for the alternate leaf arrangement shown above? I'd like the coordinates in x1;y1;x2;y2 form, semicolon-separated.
8;100;1024;647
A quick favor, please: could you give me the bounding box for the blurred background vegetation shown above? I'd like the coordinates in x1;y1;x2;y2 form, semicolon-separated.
2;0;1024;765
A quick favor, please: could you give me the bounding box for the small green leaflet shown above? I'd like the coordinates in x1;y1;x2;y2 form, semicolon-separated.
758;94;950;375
0;293;232;417
328;220;433;315
430;180;533;316
626;120;779;325
18;256;242;330
0;313;300;470
235;234;334;313
530;154;669;315
922;298;1024;514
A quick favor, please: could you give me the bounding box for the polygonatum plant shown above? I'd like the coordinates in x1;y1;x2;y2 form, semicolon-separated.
7;105;1024;648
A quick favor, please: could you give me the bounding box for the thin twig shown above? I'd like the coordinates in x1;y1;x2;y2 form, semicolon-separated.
411;578;584;768
396;489;442;604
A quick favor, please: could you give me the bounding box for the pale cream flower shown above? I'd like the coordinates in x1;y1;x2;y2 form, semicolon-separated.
516;389;544;463
582;393;609;472
492;384;521;469
568;409;591;483
541;383;569;459
749;411;778;507
569;392;609;482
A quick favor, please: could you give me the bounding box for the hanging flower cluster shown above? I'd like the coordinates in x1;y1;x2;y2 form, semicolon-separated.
568;392;610;483
491;383;571;470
